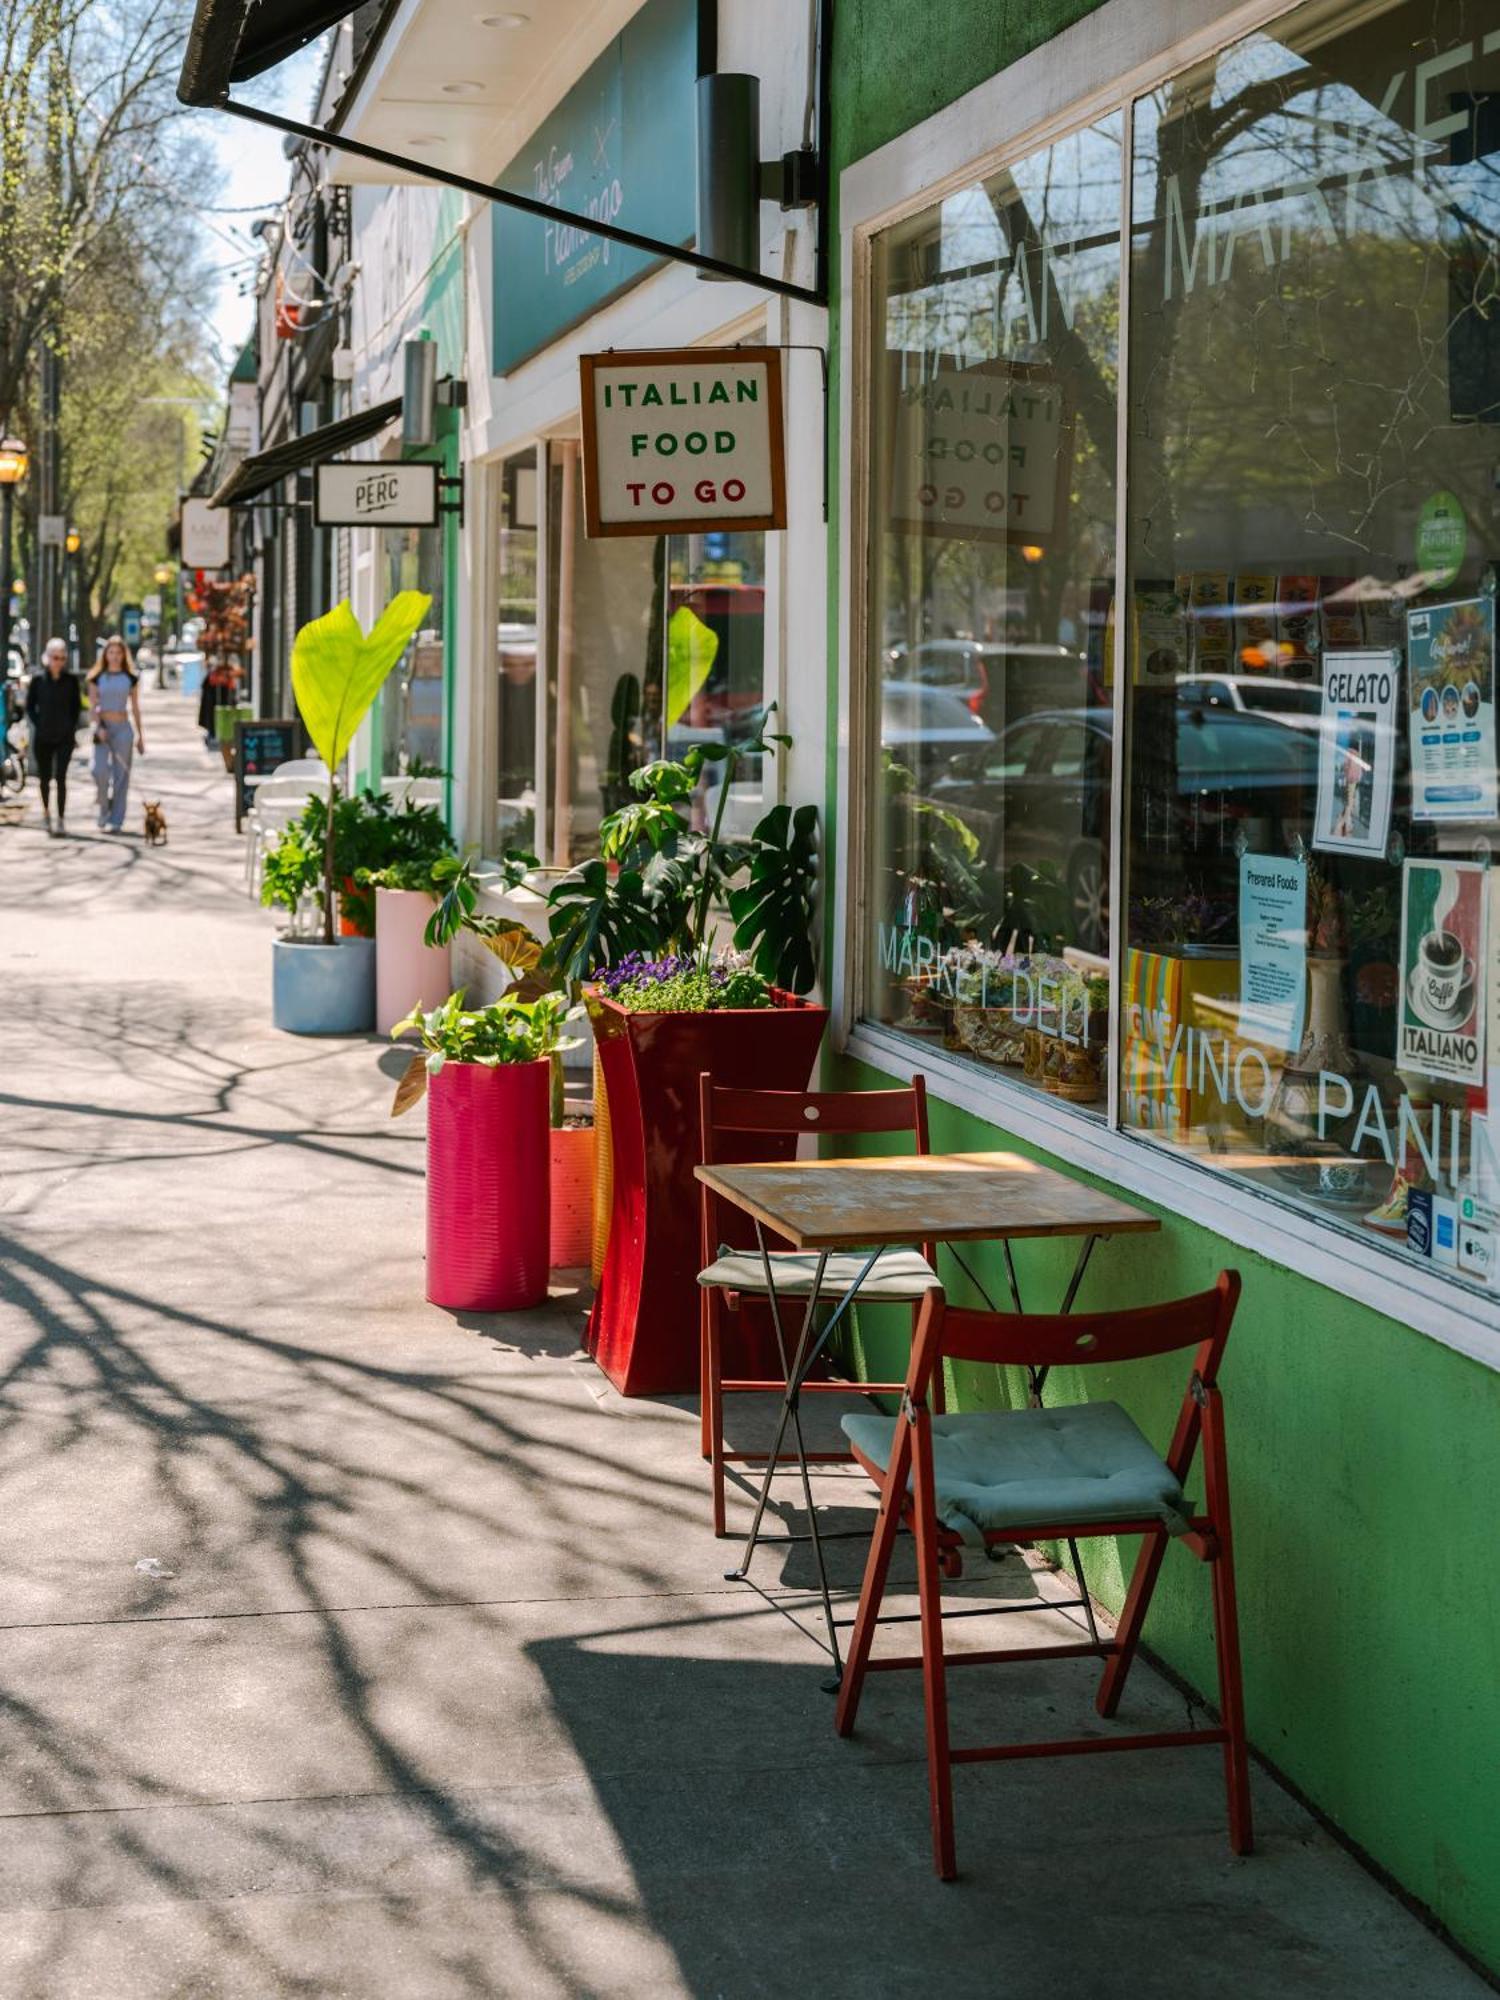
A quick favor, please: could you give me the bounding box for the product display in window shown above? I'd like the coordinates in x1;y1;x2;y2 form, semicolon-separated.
1123;0;1500;1296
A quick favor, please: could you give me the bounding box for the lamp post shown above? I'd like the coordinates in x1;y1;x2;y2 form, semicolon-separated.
64;524;80;668
154;561;176;653
0;436;29;678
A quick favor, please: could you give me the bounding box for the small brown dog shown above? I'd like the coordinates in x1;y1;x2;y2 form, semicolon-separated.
143;800;168;846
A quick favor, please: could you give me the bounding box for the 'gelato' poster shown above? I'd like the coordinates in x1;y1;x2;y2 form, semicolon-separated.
1398;857;1487;1084
1406;597;1497;823
1238;854;1308;1053
1313;650;1398;858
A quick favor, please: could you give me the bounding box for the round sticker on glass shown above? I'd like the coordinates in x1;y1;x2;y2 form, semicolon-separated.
1416;490;1468;589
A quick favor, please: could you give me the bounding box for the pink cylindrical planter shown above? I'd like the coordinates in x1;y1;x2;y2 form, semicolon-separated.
377;887;453;1036
426;1059;550;1311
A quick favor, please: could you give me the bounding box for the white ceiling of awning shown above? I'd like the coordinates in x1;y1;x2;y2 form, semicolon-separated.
331;0;646;187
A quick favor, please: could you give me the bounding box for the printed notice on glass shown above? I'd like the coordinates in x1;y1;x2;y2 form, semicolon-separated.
1313;650;1398;858
1398;857;1487;1085
1237;854;1307;1052
1406;598;1497;823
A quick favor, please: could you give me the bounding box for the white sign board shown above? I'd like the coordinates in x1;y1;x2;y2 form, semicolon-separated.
38;513;66;547
181;497;231;570
142;592;162;618
313;460;439;528
580;346;786;538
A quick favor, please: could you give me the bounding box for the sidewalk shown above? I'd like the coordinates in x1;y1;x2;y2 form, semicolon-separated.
0;685;1489;2000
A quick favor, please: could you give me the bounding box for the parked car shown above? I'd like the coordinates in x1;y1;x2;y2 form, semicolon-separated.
884;639;1089;729
880;679;995;791
925;704;1319;949
1178;673;1324;732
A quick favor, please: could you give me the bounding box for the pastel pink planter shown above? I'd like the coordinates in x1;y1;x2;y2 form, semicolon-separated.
425;1059;550;1312
549;1124;595;1269
377;887;453;1036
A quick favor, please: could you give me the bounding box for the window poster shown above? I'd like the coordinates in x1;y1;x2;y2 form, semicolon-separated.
1313;650;1398;858
1237;853;1308;1053
1406;597;1497;823
1398;857;1487;1085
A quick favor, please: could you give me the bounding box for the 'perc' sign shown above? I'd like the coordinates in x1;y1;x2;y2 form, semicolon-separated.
579;347;786;538
313;461;439;528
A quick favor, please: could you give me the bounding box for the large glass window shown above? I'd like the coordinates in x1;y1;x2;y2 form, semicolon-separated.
381;517;446;775
860;0;1500;1302
495;448;539;850
1123;0;1500;1294
864;115;1124;1113
543;438;769;865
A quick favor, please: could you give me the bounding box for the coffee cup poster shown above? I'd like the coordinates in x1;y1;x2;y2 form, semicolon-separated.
1406;597;1497;823
1398;857;1487;1084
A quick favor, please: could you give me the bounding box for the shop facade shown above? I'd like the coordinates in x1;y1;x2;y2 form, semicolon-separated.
828;0;1500;1969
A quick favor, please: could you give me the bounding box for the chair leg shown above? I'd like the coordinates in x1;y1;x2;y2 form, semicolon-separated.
1201;1394;1253;1855
702;1302;729;1537
834;1418;912;1740
1095;1527;1167;1718
699;1294;713;1462
910;1412;956;1880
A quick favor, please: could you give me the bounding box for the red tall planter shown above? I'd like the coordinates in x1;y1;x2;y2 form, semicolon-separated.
426;1059;550;1312
587;992;829;1395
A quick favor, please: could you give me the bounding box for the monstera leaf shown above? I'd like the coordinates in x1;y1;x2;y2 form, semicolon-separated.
729;802;819;994
291;591;432;771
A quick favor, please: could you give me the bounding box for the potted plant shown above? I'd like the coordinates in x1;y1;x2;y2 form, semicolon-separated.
271;592;430;1035
261;789;453;939
390;989;580;1311
543;711;826;1396
357;853;466;1037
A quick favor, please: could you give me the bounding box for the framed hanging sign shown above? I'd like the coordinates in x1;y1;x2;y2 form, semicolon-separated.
579;346;786;538
313;461;440;528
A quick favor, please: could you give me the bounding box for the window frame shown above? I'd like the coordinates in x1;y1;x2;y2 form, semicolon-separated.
835;0;1500;1369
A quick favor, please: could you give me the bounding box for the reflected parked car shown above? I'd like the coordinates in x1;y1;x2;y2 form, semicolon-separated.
885;639;1088;727
925;704;1319;950
881;679;995;791
1178;674;1324;732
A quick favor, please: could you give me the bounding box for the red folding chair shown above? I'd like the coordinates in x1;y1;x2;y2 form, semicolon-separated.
834;1272;1248;1878
698;1074;940;1536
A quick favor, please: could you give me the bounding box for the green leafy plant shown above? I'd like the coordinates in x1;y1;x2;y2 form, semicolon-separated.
545;704;819;993
260;789;453;933
289;592;432;943
389;990;581;1116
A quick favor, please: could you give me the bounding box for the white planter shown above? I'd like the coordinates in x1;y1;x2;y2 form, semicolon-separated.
376;887;453;1036
272;936;375;1036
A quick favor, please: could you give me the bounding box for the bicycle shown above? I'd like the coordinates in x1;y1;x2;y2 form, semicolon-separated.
0;687;27;800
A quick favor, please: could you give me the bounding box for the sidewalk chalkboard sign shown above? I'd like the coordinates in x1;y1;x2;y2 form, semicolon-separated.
235;717;303;831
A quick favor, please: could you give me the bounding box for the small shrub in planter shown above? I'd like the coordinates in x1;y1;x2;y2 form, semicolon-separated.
391;990;581;1311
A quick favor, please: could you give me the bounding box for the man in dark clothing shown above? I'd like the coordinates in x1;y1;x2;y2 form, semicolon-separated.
25;636;82;835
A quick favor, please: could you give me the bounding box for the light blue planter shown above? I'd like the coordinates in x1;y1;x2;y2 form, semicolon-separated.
272;936;376;1035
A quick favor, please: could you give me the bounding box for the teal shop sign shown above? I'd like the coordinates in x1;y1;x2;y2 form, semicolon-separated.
491;0;696;377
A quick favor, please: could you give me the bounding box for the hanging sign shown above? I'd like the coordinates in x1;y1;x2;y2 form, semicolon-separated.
313;461;439;528
181;497;231;570
579;347;786;538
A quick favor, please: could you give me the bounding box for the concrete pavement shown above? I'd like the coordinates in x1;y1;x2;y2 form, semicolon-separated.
0;682;1489;1998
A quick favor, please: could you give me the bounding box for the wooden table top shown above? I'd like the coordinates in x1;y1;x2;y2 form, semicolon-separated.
695;1151;1160;1251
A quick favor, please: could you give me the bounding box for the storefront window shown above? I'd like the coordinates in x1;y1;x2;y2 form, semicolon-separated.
863;115;1124;1113
495;448;539;850
543;441;769;865
382;517;446;776
1122;0;1500;1293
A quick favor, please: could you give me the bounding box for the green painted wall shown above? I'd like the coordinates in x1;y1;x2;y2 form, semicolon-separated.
825;1;1500;1975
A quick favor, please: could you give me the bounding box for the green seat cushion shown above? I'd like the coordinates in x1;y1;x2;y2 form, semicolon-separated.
841;1402;1192;1547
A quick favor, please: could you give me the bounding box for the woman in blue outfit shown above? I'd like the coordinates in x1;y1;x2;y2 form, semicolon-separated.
85;636;146;833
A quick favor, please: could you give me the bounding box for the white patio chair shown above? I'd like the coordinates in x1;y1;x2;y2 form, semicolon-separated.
244;773;331;898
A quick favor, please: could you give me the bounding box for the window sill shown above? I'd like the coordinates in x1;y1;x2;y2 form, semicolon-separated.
841;1019;1500;1373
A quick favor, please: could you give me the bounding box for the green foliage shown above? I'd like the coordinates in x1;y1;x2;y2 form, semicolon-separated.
544;704;819;994
261;790;454;932
423;850;538;950
607;963;771;1014
356;852;467;898
291;593;432;770
389;991;582;1115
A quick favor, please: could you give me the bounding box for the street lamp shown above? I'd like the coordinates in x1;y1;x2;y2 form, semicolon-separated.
64;526;80;666
0;436;28;676
154;561;176;654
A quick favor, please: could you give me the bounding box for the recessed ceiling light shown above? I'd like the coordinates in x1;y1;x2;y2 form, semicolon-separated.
442;80;483;94
477;11;529;26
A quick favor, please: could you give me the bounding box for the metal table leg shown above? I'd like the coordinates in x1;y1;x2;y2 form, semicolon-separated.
1030;1231;1101;1405
725;1226;883;1686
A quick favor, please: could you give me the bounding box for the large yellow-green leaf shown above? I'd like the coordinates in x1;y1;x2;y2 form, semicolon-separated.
665;603;719;728
291;590;432;770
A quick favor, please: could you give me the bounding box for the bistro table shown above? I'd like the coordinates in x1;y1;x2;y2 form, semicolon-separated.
692;1151;1159;1680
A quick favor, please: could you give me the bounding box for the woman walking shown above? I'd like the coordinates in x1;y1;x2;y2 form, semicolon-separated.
25;637;83;836
86;636;146;833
